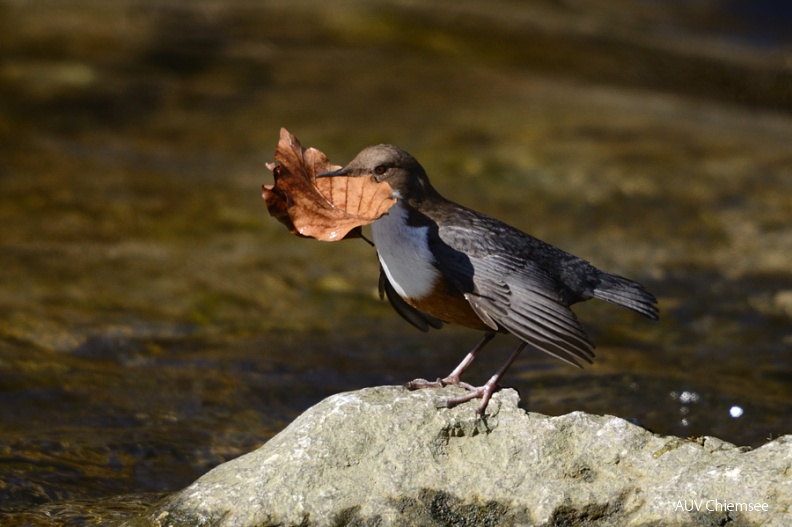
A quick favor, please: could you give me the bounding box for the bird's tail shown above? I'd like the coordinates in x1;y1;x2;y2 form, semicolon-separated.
593;272;659;320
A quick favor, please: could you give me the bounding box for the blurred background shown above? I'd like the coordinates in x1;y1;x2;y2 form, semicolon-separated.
1;0;790;524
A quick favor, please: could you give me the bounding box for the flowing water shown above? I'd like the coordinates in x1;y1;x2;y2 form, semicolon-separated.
1;0;790;524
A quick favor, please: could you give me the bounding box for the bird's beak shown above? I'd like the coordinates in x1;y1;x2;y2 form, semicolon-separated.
315;167;350;178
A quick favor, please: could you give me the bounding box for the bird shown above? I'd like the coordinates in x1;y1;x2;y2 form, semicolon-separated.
318;144;658;415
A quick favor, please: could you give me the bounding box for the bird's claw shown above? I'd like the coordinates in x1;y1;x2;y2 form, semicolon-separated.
406;375;462;390
407;374;500;414
441;381;500;415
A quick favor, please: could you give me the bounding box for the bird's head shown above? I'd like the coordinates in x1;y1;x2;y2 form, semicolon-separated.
317;144;434;201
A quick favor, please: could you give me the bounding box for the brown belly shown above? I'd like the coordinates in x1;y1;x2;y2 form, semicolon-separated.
404;277;491;331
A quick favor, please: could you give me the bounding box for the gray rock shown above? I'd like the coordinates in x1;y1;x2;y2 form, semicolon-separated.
131;386;792;527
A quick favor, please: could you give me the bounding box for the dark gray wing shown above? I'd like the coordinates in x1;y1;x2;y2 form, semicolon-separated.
378;268;443;332
433;223;596;367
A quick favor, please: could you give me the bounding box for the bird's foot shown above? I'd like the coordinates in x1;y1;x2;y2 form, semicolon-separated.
405;375;462;390
437;377;500;415
406;334;498;391
406;378;442;390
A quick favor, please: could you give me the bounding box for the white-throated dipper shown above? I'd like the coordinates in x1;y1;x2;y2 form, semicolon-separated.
319;145;658;414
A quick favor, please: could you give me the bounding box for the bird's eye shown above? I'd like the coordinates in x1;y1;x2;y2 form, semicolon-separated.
374;165;387;176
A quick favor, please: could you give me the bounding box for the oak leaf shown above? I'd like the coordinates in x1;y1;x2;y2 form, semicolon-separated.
262;128;396;241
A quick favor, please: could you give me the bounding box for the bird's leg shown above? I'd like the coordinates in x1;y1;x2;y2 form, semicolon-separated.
440;341;528;415
439;332;496;386
406;332;495;390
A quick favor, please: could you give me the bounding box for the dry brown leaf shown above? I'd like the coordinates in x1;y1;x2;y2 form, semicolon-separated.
262;128;396;241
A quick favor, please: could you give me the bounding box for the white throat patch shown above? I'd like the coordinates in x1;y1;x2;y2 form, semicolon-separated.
371;201;438;300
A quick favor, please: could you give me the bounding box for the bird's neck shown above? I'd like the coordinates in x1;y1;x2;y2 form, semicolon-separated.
391;177;443;210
